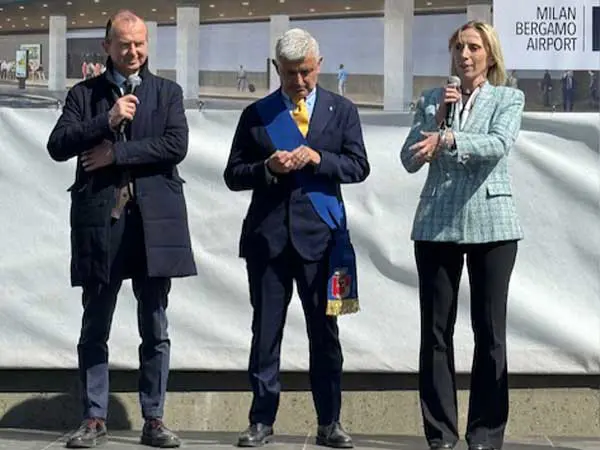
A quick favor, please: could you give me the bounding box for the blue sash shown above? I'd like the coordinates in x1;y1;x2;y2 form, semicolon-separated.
255;91;359;316
255;92;343;228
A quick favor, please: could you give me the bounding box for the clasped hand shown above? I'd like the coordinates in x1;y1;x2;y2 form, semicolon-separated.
266;145;321;174
81;140;115;172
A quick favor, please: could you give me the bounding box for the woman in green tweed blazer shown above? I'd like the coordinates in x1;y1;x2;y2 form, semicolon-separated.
400;21;525;450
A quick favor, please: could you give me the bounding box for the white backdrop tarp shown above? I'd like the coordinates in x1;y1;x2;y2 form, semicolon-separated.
0;108;598;373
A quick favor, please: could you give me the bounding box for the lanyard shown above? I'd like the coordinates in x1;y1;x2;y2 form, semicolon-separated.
456;86;481;131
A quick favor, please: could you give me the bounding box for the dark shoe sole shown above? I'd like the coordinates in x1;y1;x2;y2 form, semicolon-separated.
237;436;272;447
65;434;108;448
315;436;354;449
140;436;181;448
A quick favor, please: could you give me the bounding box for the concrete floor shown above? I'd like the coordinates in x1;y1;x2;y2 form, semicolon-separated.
0;429;598;450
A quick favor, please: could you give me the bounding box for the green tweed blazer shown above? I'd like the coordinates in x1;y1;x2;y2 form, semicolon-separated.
401;81;525;243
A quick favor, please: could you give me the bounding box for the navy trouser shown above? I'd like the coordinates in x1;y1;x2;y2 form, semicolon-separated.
77;202;171;420
245;244;343;426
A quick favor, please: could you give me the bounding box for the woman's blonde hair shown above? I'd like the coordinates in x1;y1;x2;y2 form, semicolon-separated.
448;21;507;86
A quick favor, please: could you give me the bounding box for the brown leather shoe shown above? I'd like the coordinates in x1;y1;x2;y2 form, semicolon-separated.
140;419;181;448
65;418;107;448
316;422;353;448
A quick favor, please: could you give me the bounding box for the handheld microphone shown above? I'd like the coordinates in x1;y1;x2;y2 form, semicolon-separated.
445;75;461;128
125;73;142;95
119;74;142;135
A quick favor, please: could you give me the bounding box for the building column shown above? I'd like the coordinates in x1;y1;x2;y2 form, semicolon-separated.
146;21;158;73
467;4;493;25
176;6;200;99
48;15;67;91
269;15;289;92
383;0;413;111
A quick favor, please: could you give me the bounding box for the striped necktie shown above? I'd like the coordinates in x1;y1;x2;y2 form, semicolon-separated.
292;97;309;137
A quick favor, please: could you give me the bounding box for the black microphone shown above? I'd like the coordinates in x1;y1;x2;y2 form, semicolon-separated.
444;75;461;128
119;74;142;135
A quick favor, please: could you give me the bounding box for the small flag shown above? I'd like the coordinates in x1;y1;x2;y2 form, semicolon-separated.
326;229;359;316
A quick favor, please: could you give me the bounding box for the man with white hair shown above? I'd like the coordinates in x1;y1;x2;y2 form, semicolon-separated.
224;28;370;448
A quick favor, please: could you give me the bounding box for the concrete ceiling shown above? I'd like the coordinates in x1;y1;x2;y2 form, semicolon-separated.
0;0;492;33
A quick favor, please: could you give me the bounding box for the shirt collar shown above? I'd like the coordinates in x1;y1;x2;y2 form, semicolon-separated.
112;69;139;87
281;87;317;107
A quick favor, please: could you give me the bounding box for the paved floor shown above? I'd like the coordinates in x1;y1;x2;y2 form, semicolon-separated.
0;430;597;450
0;77;382;101
0;83;255;111
4;79;595;113
4;77;599;112
0;82;393;113
0;79;383;109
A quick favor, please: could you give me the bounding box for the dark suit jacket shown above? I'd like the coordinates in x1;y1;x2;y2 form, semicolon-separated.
223;86;370;262
47;58;196;286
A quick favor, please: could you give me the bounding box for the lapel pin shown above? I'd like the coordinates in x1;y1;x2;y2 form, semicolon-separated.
329;106;333;112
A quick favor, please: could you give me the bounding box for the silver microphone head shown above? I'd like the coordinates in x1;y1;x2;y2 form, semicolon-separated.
127;74;142;91
447;75;461;88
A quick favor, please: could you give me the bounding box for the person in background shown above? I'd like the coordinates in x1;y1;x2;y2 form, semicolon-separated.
561;70;576;111
400;20;525;450
237;64;248;91
506;69;518;88
588;70;598;108
87;60;95;79
541;70;553;107
337;63;348;97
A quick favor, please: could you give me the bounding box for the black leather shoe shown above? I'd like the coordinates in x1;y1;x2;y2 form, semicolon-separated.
430;443;455;450
65;418;107;448
316;422;353;448
237;423;273;447
469;445;495;450
140;419;181;448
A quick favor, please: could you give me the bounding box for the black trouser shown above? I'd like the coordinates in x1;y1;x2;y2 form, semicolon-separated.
245;244;343;426
78;202;171;420
414;240;518;449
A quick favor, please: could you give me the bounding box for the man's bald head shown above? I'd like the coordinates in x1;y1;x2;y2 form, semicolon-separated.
104;10;146;42
102;9;148;76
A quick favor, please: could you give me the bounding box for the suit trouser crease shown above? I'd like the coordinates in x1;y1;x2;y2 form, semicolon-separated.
246;245;343;426
77;203;171;420
414;240;517;448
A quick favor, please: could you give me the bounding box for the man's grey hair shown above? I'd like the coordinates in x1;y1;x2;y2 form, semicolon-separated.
275;28;320;63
